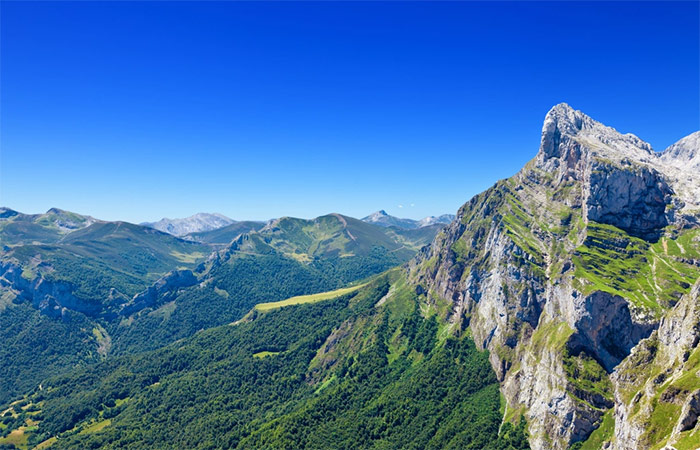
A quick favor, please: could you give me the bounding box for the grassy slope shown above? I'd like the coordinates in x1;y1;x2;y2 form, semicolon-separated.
0;209;94;246
573;223;700;316
254;282;368;311
259;214;419;260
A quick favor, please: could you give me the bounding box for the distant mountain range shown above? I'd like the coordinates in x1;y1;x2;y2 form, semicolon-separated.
362;210;455;229
140;209;455;238
141;213;237;236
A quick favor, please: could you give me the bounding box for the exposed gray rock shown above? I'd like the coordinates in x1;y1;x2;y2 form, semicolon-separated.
0;260;103;318
408;103;699;449
568;291;655;372
676;389;700;433
585;162;672;241
119;269;197;316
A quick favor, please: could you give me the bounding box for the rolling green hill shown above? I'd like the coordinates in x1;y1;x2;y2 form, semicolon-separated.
253;213;418;260
5;221;209;302
0;208;97;246
0;218;211;405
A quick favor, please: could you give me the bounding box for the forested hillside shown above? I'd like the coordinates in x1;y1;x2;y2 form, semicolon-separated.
1;272;528;450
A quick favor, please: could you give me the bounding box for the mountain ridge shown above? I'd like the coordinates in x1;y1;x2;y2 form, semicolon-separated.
405;102;700;448
362;209;455;229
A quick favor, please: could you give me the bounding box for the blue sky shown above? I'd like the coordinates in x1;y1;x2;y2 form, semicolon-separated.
1;1;698;223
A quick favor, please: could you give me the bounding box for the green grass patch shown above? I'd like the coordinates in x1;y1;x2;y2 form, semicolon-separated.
79;418;112;435
35;436;57;449
563;351;613;402
170;250;207;264
0;427;28;449
252;351;280;359
644;399;681;448
675;427;700;450
573;223;700;315
254;283;367;311
530;319;573;356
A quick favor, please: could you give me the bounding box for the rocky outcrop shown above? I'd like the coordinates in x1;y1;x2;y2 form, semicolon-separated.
0;260;103;318
676;389;700;433
585;162;672;241
119;269;197;316
567;291;655;372
611;280;700;449
408;103;700;449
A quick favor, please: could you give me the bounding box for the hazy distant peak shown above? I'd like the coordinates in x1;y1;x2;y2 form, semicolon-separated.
362;210;454;229
0;207;19;220
143;213;235;236
418;214;455;227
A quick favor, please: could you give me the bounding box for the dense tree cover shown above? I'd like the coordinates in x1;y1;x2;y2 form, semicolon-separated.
310;245;402;285
0;245;402;415
109;248;400;354
242;312;525;449
0;304;98;405
9;276;529;450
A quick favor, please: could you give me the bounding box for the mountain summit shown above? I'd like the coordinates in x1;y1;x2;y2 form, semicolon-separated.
362;210;454;229
142;212;235;236
406;103;700;448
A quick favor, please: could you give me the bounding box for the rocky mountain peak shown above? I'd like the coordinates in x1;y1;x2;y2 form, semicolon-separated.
365;210;389;220
540;103;654;165
407;103;700;448
0;207;19;220
660;130;700;169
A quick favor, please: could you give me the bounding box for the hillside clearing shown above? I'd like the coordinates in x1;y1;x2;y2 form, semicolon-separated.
254;283;367;311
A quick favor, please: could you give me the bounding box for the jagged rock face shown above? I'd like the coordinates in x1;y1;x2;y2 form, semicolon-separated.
585;162;672;241
0;260;103;318
567;291;654;372
612;280;700;449
409;103;700;449
119;269;197;316
537;105;675;241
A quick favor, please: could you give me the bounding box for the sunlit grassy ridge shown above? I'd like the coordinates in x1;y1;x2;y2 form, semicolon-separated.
254;283;368;311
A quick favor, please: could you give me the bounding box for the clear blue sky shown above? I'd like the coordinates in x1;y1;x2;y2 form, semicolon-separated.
1;1;698;223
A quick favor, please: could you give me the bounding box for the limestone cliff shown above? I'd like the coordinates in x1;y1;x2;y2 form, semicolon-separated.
408;104;700;449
